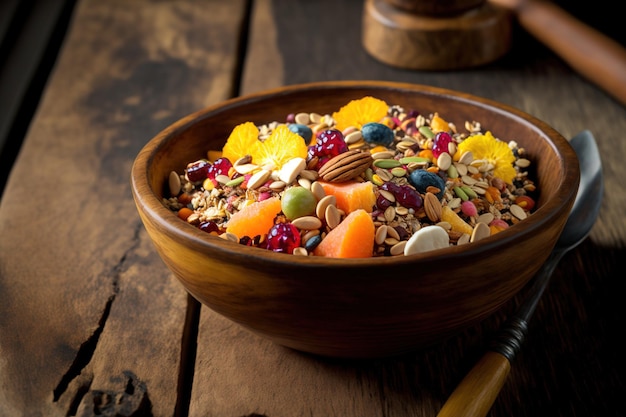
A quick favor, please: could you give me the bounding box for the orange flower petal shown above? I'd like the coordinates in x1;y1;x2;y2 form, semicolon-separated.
222;122;260;163
332;96;388;131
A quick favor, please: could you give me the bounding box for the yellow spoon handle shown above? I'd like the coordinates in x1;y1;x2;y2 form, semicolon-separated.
436;351;511;417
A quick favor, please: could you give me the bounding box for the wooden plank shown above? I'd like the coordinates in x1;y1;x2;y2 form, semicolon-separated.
0;0;247;416
189;0;626;416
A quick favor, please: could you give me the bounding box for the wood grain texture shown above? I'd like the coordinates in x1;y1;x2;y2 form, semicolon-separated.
1;0;625;416
231;0;625;416
362;0;512;69
385;0;486;15
490;0;626;107
0;0;247;416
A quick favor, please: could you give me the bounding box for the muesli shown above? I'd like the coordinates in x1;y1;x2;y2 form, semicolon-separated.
163;96;537;257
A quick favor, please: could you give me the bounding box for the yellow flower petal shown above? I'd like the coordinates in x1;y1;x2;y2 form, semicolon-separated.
458;131;516;184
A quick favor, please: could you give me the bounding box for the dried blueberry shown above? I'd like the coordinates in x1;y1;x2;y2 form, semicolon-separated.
288;123;313;144
361;122;394;146
408;170;446;200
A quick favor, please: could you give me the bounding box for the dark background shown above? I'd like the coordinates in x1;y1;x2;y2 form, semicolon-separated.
0;0;622;198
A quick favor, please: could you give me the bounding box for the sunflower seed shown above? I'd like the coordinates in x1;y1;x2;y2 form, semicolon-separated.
169;171;181;196
292;216;323;230
470;222;491;242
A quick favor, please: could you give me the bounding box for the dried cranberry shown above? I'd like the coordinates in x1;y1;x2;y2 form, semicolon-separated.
381;182;422;210
307;129;348;169
406;109;420;118
376;193;393;210
380;181;402;195
186;160;210;182
393;226;410;241
395;185;423;210
239;236;255;246
198;221;219;234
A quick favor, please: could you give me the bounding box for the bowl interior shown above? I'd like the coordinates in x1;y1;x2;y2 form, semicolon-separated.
144;81;575;245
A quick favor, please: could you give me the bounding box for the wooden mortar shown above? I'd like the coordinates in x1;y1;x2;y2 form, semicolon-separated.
362;0;513;70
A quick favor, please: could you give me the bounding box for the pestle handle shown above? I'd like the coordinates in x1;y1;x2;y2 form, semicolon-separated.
490;0;626;107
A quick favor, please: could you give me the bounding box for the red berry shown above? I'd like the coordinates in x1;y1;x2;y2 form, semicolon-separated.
198;221;219;234
395;185;423;210
432;132;453;158
307;129;348;169
207;157;233;180
266;223;301;254
186;160;210;182
380;182;423;210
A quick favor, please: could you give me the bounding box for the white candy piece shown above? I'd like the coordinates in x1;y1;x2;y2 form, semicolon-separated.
403;225;450;256
278;157;306;184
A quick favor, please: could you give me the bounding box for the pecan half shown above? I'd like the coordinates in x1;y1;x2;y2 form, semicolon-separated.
317;150;373;182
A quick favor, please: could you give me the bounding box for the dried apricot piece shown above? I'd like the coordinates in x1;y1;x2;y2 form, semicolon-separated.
313;209;375;258
317;180;376;214
430;113;450;133
225;197;282;240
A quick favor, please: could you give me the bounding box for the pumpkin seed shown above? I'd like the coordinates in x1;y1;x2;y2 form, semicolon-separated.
373;159;401;169
510;204;527;220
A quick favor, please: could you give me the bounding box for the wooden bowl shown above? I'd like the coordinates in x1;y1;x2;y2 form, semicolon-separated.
131;81;579;358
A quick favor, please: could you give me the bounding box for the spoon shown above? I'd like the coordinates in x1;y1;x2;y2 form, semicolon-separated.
436;130;604;417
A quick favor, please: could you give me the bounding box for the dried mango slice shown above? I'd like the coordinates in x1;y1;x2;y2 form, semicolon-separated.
441;206;473;235
430;113;450;133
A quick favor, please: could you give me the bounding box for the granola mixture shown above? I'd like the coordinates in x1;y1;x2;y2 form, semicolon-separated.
163;97;537;257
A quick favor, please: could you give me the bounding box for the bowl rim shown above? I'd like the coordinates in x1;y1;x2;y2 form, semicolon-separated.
131;80;580;267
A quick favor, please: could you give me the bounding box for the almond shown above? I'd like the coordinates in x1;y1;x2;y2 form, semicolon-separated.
424;192;442;222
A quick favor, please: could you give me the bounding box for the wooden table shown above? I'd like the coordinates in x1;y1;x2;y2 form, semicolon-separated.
1;1;625;416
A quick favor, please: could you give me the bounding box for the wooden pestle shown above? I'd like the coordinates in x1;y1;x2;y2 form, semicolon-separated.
363;0;626;106
489;0;626;107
